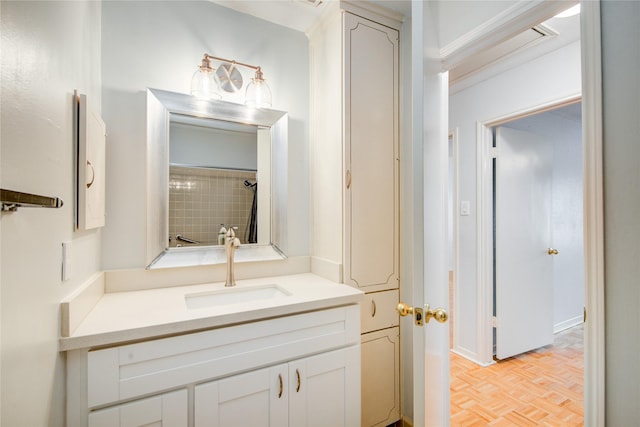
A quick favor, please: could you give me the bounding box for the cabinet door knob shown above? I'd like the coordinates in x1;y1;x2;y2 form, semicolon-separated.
296;369;301;392
346;170;352;189
278;374;283;398
371;300;377;317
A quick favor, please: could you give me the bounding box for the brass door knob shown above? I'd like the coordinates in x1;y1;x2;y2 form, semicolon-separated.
396;302;414;317
397;302;448;324
548;248;559;255
425;304;448;323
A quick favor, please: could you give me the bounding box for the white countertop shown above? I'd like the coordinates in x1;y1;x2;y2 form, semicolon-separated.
59;273;363;351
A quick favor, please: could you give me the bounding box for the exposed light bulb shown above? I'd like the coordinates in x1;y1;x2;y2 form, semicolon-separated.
190;66;221;100
245;69;272;108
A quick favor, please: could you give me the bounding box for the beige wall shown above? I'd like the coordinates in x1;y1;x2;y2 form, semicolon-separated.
0;1;102;425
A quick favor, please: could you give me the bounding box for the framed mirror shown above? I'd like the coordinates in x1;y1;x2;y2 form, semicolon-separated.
146;88;288;268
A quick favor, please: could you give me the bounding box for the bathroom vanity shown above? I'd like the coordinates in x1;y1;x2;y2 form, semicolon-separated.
61;273;363;427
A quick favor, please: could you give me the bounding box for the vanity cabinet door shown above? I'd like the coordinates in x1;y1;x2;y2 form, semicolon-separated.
289;346;360;427
88;389;187;427
195;364;289;427
343;12;400;293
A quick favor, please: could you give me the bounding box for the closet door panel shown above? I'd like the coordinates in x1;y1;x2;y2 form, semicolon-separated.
344;12;399;292
361;328;400;427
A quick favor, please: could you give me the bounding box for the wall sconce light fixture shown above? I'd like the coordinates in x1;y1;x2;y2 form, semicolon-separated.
191;53;272;108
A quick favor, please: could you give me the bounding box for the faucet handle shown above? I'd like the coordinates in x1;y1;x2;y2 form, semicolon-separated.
226;226;238;238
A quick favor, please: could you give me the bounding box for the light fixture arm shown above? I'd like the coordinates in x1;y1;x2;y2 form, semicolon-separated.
192;53;272;107
201;53;263;79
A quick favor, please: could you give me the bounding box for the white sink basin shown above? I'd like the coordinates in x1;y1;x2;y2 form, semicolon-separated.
185;284;290;309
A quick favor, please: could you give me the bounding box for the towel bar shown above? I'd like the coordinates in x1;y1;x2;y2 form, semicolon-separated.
1;189;64;212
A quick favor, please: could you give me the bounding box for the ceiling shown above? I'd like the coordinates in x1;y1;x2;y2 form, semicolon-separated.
449;12;580;85
211;0;411;33
210;1;579;86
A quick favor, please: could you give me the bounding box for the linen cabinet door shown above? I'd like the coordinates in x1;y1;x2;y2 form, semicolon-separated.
194;364;288;427
289;346;360;427
88;389;187;427
343;12;400;293
361;327;400;427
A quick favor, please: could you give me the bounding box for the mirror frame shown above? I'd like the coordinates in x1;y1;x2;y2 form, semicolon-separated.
146;88;288;268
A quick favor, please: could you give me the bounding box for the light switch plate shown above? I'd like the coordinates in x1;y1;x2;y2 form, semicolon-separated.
460;200;471;216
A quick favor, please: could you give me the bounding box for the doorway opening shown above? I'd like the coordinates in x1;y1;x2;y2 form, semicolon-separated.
449;99;585;424
416;1;604;424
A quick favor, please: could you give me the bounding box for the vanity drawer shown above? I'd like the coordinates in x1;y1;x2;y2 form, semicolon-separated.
87;305;360;408
361;290;399;333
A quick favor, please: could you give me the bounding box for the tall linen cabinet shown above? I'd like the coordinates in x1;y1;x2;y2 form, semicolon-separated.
309;3;401;426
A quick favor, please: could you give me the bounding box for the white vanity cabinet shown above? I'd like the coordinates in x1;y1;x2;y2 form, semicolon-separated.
309;4;402;426
195;347;360;427
66;305;360;427
195;364;289;427
88;390;187;427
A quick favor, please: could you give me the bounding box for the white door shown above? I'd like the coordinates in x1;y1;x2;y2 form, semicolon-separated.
495;126;554;359
410;0;451;421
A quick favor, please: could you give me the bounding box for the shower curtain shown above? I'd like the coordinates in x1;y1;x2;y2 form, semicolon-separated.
246;181;258;243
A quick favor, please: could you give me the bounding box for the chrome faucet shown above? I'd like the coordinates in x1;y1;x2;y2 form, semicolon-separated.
225;227;241;287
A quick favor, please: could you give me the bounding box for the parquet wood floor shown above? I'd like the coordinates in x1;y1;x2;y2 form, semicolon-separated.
450;325;584;426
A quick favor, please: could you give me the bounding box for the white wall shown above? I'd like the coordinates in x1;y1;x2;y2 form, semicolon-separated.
434;0;519;48
101;1;309;269
0;1;102;425
503;107;584;331
449;39;581;363
170;123;258;170
601;1;640;423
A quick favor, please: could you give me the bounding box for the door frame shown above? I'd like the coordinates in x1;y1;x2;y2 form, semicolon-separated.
474;2;606;417
412;1;605;426
448;129;460;351
477;94;582;364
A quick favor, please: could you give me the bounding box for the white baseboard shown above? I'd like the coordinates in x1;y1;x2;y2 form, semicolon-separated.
554;315;584;334
401;415;414;427
450;347;495;367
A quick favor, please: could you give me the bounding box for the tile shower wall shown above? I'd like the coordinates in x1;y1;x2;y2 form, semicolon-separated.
169;165;257;247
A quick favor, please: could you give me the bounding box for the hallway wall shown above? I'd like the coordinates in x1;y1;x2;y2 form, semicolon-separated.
449;39;581;364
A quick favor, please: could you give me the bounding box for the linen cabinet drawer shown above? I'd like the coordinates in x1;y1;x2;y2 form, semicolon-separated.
360;290;399;333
